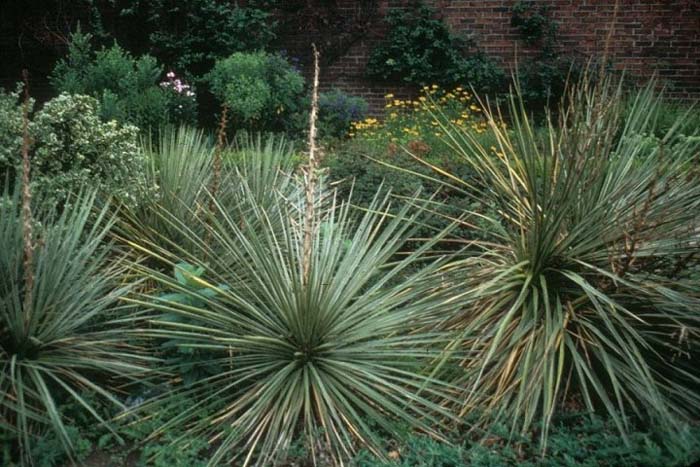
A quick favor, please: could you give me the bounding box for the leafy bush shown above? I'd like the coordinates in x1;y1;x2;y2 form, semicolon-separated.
51;31;197;128
516;55;577;106
0;92;147;208
0;186;151;464
121;0;277;77
425;76;700;446
129;186;463;465
0;86;28;178
366;2;505;93
206;51;306;132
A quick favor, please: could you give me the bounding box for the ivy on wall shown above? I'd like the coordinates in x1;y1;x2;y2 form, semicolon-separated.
511;0;579;106
365;1;505;94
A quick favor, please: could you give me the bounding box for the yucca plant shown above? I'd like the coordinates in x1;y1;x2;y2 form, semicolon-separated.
414;75;700;446
118;126;215;250
0;186;151;463
126;185;465;466
119;128;300;262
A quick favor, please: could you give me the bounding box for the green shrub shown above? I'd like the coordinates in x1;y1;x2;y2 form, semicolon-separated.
0;92;147;208
0;86;28;178
366;2;505;93
51;30;197;128
206;51;305;132
0;186;151;464
425;75;700;447
638;99;700;140
121;0;277;77
33;94;146;207
324;139;425;208
326;86;500;246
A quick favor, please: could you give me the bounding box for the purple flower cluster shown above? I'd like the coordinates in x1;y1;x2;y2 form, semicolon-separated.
160;71;195;98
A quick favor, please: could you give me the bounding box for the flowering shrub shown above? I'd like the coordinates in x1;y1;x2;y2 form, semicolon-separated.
51;31;197;129
325;84;498;246
349;84;492;162
160;71;198;125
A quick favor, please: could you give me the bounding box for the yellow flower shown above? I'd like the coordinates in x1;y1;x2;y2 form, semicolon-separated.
385;93;394;99
431;84;438;89
389;112;398;119
419;96;426;102
469;104;481;112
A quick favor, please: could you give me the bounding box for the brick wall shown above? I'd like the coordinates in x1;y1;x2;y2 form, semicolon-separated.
287;0;700;112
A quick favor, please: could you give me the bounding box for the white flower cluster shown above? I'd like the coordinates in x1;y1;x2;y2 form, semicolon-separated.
160;71;195;98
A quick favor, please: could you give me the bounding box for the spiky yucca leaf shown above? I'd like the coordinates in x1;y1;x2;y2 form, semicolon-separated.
127;185;464;466
0;186;151;463
417;77;700;446
119;129;301;263
118;126;215;248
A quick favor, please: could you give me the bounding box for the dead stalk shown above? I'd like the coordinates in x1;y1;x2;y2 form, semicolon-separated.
210;105;228;207
21;70;35;325
302;44;321;285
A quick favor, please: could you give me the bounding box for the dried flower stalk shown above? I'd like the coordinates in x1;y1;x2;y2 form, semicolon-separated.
21;70;35;324
302;44;321;285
